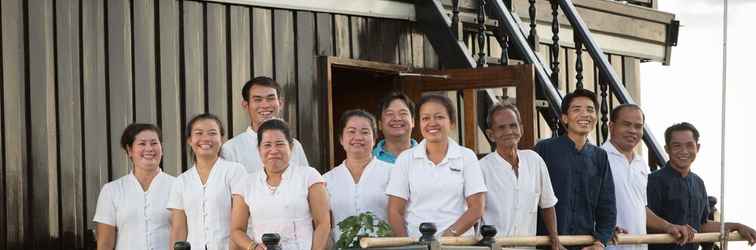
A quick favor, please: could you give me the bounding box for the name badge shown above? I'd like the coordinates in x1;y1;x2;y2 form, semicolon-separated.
449;167;462;172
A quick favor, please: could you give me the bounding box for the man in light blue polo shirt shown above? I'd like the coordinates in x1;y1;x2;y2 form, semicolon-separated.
373;92;417;163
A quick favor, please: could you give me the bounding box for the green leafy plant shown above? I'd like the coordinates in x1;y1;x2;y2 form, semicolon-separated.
336;212;392;249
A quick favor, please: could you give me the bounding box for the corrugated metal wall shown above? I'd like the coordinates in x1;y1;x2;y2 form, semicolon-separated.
0;0;437;248
0;0;640;249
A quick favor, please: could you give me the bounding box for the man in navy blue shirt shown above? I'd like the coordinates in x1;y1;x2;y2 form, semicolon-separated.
647;122;756;250
535;89;616;250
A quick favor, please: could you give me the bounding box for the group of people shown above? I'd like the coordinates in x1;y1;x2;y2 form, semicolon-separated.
93;76;756;250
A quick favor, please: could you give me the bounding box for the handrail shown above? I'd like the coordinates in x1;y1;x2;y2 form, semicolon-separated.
556;0;668;164
360;232;747;248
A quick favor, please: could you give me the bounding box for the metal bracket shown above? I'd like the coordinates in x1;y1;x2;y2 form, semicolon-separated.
535;99;550;108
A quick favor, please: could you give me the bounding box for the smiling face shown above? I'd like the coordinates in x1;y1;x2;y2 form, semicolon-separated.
609;108;644;153
562;96;597;137
187;119;223;159
243;85;282;129
259;129;292;174
341;116;375;159
380;99;414;139
486;109;522;150
665;130;699;171
128;130;163;172
419;101;454;143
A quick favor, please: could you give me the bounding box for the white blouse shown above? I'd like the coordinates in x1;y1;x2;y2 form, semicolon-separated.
93;171;176;250
232;164;324;250
480;150;558;241
385;139;488;237
167;159;246;250
323;158;392;242
221;126;310;173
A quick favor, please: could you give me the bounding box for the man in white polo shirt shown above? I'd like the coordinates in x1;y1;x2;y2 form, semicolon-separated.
222;76;309;173
480;102;563;250
602;104;694;250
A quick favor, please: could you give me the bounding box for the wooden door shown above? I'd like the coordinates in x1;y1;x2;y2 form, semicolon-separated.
398;64;537;153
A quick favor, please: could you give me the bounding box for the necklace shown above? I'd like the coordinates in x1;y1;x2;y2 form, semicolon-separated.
265;182;279;195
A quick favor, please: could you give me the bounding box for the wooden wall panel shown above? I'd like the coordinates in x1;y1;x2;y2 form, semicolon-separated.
273;9;298;135
27;0;59;246
55;0;85;248
1;0;29;247
158;0;183;175
206;3;229;139
229;6;251;135
296;11;321;168
333;15;350;58
133;0;158;123
182;1;206;121
350;16;368;60
107;0;134;177
253;8;273;77
81;0;110;237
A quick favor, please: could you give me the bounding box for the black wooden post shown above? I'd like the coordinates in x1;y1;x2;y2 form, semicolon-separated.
173;241;191;250
477;225;498;247
599;75;610;143
550;0;560;89
418;223;437;243
574;32;584;90
452;0;461;40
528;0;537;49
262;233;282;250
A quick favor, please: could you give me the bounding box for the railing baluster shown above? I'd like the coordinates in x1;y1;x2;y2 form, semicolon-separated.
452;0;461;40
496;31;509;65
550;0;560;89
528;0;537;49
478;0;488;67
600;75;609;143
574;32;584;89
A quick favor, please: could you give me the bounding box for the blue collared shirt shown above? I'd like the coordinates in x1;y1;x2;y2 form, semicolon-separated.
535;135;616;246
647;164;709;250
373;139;417;164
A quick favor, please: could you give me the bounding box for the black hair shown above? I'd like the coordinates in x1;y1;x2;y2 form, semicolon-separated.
610;104;644;123
242;76;282;102
416;94;457;123
256;118;294;147
560;88;598;115
185;113;225;162
664;122;700;145
338;109;378;140
121;123;163;152
486;102;521;129
378;92;415;120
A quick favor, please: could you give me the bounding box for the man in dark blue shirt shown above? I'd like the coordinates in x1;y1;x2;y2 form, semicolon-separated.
647;122;756;250
535;89;616;250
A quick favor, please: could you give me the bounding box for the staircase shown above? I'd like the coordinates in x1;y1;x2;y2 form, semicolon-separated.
415;0;668;168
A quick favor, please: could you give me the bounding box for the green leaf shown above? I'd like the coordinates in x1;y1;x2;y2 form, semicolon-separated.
336;212;393;249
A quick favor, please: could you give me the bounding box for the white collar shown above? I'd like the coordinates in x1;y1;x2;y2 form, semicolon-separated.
412;138;463;160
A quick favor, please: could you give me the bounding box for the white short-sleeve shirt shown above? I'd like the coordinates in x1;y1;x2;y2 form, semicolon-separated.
385;139;487;238
602;142;650;250
93;171;176;250
480;150;558;242
167;159;246;250
222;126;310;173
324;157;392;242
232;164;324;250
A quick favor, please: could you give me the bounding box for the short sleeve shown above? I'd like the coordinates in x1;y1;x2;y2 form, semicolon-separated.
292;140;310;167
93;183;117;226
646;174;663;215
220;142;237;162
385;152;411;200
700;180;710;225
226;163;247;189
166;177;185;210
303;166;325;188
231;174;251;198
462;151;487;197
533;152;558;208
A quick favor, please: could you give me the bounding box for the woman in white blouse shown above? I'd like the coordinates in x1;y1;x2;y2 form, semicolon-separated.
168;113;246;250
323;110;392;242
230;119;330;250
94;123;176;250
386;94;488;238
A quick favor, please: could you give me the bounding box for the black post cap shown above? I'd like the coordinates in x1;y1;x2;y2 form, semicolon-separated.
173;241;191;250
478;225;498;246
262;233;282;250
418;222;437;243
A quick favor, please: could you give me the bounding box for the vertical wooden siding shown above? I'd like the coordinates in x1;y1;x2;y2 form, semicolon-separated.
0;0;436;248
